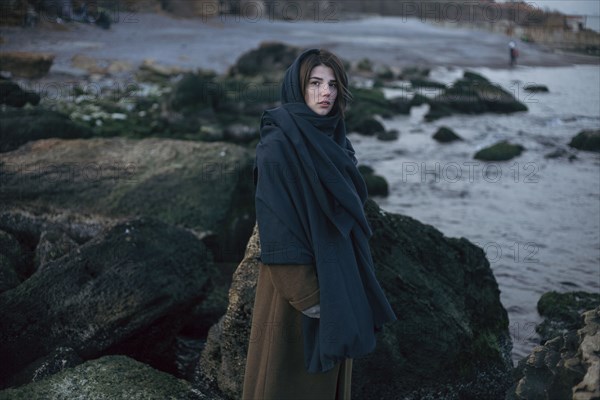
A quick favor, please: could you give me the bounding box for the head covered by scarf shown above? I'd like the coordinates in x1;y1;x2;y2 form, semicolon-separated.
253;48;397;373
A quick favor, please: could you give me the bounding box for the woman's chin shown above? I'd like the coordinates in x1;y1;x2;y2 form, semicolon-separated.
314;108;331;116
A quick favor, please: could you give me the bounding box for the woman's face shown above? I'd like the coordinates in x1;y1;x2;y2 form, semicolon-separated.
304;65;338;116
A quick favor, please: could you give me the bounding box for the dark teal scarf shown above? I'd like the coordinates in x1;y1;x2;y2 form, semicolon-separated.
254;48;397;373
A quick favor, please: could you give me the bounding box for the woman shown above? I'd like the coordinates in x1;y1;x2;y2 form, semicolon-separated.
243;48;397;400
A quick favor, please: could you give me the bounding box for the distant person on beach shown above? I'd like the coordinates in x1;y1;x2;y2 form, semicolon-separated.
509;40;519;67
242;49;397;399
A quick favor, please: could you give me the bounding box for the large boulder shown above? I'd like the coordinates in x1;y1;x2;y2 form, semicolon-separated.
433;126;463;143
197;224;261;398
34;228;79;271
358;165;389;197
3;346;83;389
0;230;23;293
0;51;54;79
197;199;513;399
228;42;301;78
0;137;256;262
508;306;600;400
0;218;215;387
346;87;410;134
0;355;222;400
569;129;600;153
425;71;528;121
0;79;40;108
0;210;107;282
159;0;219;19
0;108;93;153
536;291;600;343
474;140;525;161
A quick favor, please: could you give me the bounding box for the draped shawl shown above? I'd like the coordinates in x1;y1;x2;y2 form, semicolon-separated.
253;48;397;373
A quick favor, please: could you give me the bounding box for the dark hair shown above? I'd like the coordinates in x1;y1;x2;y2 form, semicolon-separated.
299;49;352;117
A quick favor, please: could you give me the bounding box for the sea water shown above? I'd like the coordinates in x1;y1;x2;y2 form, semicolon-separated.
350;64;600;362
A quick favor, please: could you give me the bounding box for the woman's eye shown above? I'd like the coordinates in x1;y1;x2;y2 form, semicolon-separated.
310;81;320;86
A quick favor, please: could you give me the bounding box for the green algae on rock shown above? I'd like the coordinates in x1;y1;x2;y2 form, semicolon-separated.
0;355;213;400
433;126;463;143
569;129;600;153
0;218;216;385
0;137;256;262
474;140;525;161
536;291;600;343
199;200;513;400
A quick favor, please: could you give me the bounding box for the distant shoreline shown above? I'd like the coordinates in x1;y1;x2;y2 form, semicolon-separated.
1;12;598;80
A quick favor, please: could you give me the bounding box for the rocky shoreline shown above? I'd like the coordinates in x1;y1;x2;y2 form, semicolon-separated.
1;34;599;400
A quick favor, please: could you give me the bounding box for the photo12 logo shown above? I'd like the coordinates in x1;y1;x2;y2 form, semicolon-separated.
2;0;140;24
200;1;340;23
400;161;540;184
0;161;139;184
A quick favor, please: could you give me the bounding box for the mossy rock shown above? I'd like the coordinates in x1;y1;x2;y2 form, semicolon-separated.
0;355;210;400
356;58;373;72
399;67;430;80
377;129;399;141
350;117;385;136
0;218;217;383
228;42;301;77
358;165;375;175
535;291;600;342
388;96;412;114
410;93;429;107
169;71;220;114
215;76;280;116
424;102;453;122
363;173;389;197
0;79;40;108
349;87;392;116
0;108;93;153
523;84;549;93
206;201;513;399
424;72;527;120
0;51;54;79
358;165;389;197
0;254;20;294
433;126;462;143
474;140;525;161
568;129;600;153
409;78;446;89
346;86;401;130
463;71;491;83
375;65;395;80
0;138;256;262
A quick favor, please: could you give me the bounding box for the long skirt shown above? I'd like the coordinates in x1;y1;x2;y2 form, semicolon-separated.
242;261;352;400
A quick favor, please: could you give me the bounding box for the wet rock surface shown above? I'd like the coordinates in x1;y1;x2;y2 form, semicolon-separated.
0;218;216;387
0;107;93;153
474;140;526;161
0;137;256;262
507;305;600;400
433;126;463;143
0;78;40;108
425;71;528;121
0;355;221;400
536;291;600;344
0;51;54;79
569;129;600;153
198;200;514;400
